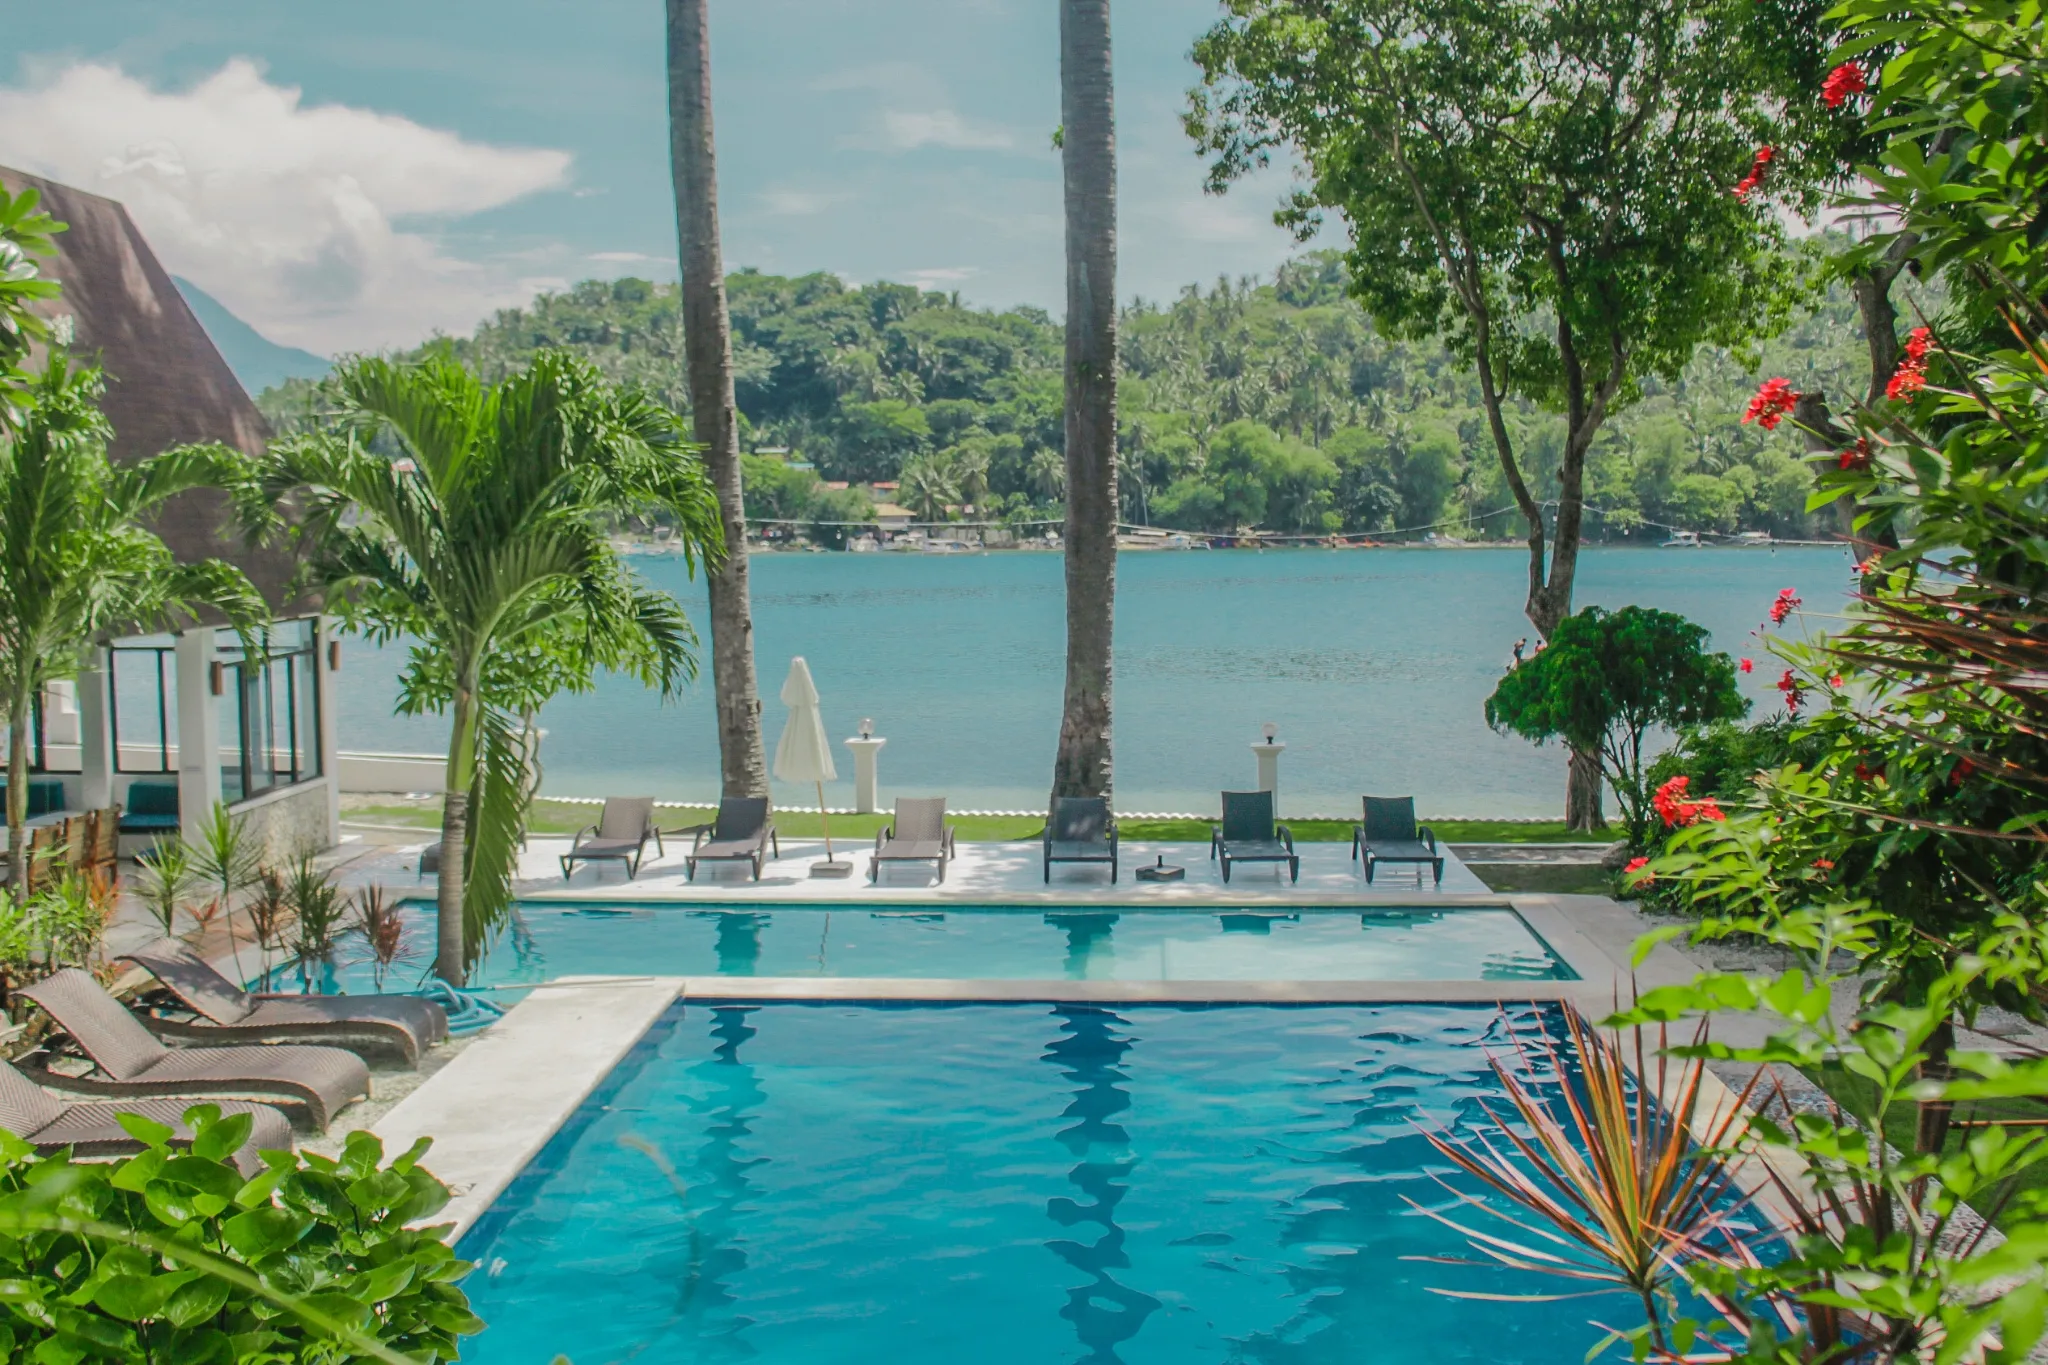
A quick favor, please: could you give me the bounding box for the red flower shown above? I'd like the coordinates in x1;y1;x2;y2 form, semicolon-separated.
1951;757;1976;786
1743;377;1799;429
1768;587;1802;624
1854;761;1875;781
1777;667;1808;714
1811;857;1836;871
1821;63;1868;108
1623;856;1652;882
1886;327;1933;400
1739;657;1754;673
1837;438;1873;471
1652;775;1724;828
1731;145;1776;200
1858;554;1883;576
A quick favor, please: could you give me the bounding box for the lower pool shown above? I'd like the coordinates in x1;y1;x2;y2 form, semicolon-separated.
306;904;1572;993
456;1002;1622;1364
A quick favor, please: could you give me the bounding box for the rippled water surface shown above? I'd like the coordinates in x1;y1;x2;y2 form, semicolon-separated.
290;904;1572;994
338;546;1853;814
458;1002;1616;1365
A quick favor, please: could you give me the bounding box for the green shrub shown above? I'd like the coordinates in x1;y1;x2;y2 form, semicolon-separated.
0;1108;481;1363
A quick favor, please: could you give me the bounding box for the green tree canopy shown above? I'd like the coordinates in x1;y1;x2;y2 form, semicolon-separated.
1485;605;1748;845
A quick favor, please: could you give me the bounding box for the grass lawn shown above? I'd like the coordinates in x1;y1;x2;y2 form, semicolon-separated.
1803;1061;2048;1232
341;798;1603;847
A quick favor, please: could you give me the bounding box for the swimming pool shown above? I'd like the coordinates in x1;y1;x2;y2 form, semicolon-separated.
306;903;1573;992
455;1001;1628;1364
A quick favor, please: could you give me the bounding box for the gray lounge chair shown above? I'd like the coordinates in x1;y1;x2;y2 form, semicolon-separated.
1353;796;1444;886
18;969;370;1131
561;797;662;880
680;797;779;881
1044;796;1117;882
869;798;956;883
0;1058;292;1176
118;937;448;1064
1211;790;1298;883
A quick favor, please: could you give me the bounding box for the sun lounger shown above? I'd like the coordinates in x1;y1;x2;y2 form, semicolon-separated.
561;797;662;880
1353;796;1444;886
1044;796;1117;882
0;1057;292;1175
18;969;370;1131
1211;790;1298;883
118;937;448;1064
869;797;956;883
679;796;779;881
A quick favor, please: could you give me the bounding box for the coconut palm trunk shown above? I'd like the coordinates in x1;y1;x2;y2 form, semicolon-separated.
1050;0;1118;803
667;0;768;799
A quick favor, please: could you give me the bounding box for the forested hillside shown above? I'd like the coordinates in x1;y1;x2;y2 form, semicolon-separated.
258;249;1870;540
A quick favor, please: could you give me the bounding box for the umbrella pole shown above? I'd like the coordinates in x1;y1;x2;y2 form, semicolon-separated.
816;781;834;860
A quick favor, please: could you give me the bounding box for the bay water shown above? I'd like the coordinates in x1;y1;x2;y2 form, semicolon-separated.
337;544;1854;817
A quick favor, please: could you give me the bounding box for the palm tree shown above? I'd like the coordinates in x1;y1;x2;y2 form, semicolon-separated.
248;352;721;983
952;448;991;512
1028;447;1068;504
667;0;769;801
0;356;264;896
898;458;958;525
1053;0;1118;803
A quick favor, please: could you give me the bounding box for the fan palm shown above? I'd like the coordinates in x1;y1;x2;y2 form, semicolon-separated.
0;355;264;896
898;458;959;524
245;351;722;983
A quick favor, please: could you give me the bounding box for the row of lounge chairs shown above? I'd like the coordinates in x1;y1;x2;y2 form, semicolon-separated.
3;942;450;1173
552;792;1442;886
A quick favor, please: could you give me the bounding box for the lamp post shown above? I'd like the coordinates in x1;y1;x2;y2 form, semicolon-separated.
1251;722;1285;811
844;718;886;815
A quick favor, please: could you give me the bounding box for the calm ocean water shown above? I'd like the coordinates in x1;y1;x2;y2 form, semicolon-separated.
337;545;1854;817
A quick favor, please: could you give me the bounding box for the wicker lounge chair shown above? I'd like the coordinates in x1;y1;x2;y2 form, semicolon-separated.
869;797;956;883
0;1058;292;1175
1044;796;1117;882
679;797;779;882
118;937;448;1064
1210;790;1298;883
1352;796;1444;886
561;797;662;880
18;969;370;1131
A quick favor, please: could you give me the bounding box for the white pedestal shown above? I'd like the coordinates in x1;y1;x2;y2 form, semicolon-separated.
844;736;886;814
1252;741;1285;810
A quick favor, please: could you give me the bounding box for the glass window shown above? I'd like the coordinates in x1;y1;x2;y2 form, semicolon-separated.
109;645;177;774
219;620;323;802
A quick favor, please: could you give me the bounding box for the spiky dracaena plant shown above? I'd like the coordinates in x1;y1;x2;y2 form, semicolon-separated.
240;351;722;984
0;356;264;898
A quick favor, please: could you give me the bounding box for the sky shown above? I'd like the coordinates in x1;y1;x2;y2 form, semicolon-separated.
0;0;1324;356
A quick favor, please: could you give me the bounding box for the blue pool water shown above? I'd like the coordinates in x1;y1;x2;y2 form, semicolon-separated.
338;546;1856;814
303;903;1572;993
457;1002;1624;1364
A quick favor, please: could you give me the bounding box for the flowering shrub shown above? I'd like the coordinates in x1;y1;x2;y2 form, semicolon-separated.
1730;144;1775;199
1884;325;1932;399
1776;667;1807;714
1741;376;1798;428
1820;61;1868;107
1652;775;1725;827
1767;586;1801;624
1836;438;1872;471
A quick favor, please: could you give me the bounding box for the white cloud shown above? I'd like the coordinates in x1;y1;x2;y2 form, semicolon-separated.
0;59;573;352
877;109;1014;152
760;187;848;217
588;250;659;263
902;266;979;289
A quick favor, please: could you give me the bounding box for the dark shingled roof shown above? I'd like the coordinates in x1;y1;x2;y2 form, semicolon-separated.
1;165;304;614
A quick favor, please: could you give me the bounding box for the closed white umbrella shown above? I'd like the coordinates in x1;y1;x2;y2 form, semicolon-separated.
772;656;849;876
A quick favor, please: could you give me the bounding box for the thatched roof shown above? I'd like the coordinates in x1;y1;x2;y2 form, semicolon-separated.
1;166;303;614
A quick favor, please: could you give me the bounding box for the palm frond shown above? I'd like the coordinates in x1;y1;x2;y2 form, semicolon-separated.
460;702;532;973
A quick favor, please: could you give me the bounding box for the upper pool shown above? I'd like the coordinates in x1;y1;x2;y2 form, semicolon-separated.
455;1001;1648;1364
313;902;1573;991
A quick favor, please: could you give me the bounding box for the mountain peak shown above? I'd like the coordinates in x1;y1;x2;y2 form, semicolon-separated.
172;277;331;395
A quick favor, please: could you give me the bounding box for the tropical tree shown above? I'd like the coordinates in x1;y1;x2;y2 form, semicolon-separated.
0;185;62;408
1051;0;1120;805
246;352;721;983
1026;447;1067;503
1485;606;1747;848
0;357;264;895
667;0;769;801
1188;0;1809;826
897;457;958;524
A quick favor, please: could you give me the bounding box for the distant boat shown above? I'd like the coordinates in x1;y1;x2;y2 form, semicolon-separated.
1732;530;1773;547
1662;530;1704;548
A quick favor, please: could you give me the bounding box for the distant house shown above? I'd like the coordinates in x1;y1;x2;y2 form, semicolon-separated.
2;165;341;859
872;503;916;531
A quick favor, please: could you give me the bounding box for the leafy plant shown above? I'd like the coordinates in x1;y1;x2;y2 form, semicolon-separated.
1486;606;1749;846
132;840;202;939
244;867;293;966
350;885;415;993
192;803;264;984
283;858;347;996
0;1107;482;1363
